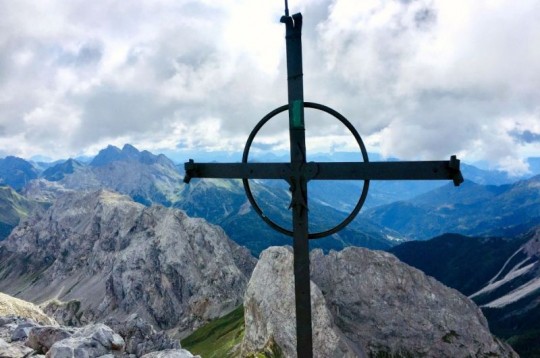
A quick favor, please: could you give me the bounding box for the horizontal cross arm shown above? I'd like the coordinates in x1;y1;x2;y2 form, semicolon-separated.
184;156;463;186
183;160;290;183
311;157;463;185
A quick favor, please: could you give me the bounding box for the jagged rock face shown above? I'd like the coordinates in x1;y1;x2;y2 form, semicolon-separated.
241;247;360;357
105;314;180;356
0;190;255;336
310;248;516;357
470;227;540;309
242;246;517;358
22;178;74;203
67;144;183;206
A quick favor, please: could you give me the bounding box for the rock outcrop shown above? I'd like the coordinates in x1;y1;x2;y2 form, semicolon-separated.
0;313;200;358
104;314;180;357
241;247;360;357
0;292;56;326
0;189;256;337
242;246;517;357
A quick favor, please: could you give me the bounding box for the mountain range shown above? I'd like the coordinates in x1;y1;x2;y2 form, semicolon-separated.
1;144;405;254
0;189;254;337
363;175;540;240
390;227;540;357
2;144;539;254
1;144;539;356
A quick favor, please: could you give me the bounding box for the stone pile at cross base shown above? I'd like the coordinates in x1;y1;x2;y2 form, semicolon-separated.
241;246;518;358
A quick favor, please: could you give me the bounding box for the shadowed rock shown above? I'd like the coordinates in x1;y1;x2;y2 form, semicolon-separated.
26;325;74;353
242;246;518;357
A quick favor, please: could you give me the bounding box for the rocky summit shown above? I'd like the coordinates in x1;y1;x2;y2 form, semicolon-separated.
0;189;255;337
0;294;199;358
242;246;517;357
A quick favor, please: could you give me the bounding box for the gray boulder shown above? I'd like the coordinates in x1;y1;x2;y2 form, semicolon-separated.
242;246;518;357
11;320;38;341
241;247;362;357
0;337;34;358
0;313;203;358
105;315;179;356
41;299;83;327
46;323;124;358
141;349;200;358
26;325;74;354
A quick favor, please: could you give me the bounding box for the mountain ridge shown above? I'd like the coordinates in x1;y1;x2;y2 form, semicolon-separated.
390;227;540;357
0;189;255;337
364;175;540;240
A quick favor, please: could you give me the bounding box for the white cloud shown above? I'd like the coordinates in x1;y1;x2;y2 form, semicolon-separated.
0;0;538;174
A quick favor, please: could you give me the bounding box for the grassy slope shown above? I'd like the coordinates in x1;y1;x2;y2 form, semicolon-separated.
0;186;44;240
181;304;285;358
181;305;245;358
0;186;32;225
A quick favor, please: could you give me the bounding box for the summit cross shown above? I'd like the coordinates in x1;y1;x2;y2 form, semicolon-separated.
183;7;463;358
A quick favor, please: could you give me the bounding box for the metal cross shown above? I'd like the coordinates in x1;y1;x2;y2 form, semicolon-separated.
183;8;463;358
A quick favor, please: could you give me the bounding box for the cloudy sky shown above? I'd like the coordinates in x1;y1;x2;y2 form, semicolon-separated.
0;0;539;174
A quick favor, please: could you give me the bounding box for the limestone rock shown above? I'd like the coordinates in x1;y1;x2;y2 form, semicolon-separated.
46;324;124;358
0;337;34;358
0;292;56;326
242;246;518;358
0;316;36;343
11;321;37;341
310;247;517;357
0;190;254;336
1;312;201;358
41;299;83;327
22;178;74;203
105;315;179;356
140;349;201;358
241;246;362;357
26;326;74;354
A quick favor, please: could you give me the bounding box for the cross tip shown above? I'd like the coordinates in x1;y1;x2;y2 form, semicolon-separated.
183;159;196;184
448;155;464;186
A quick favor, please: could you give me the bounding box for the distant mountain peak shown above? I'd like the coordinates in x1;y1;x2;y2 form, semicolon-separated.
42;158;84;182
90;144;170;167
121;143;139;154
0;156;39;190
90;145;123;167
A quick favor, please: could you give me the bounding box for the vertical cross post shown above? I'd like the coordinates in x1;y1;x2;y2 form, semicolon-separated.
281;12;313;357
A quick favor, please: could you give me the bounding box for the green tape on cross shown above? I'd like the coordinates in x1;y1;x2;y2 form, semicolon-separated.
291;100;304;129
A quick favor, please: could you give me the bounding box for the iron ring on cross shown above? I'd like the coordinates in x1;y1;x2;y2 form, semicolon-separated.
242;102;370;240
